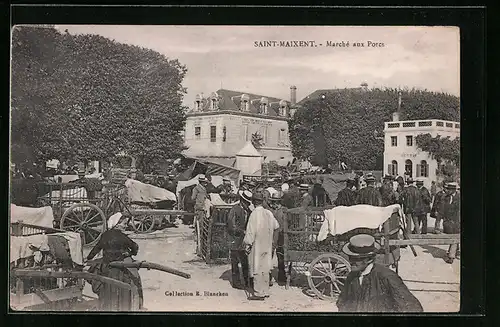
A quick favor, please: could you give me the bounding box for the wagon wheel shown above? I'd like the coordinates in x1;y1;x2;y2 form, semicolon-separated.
307;253;351;301
130;214;156;234
60;203;106;247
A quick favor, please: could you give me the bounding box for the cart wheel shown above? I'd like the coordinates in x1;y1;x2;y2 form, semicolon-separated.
60;203;106;247
130;215;155;234
307;253;351;301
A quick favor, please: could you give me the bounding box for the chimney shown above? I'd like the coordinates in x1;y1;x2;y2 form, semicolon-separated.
290;85;297;105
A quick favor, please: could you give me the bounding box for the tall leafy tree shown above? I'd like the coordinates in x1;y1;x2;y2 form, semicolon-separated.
289;87;460;170
11;26;188;172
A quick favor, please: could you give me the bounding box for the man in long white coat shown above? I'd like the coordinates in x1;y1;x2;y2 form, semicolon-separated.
243;192;280;300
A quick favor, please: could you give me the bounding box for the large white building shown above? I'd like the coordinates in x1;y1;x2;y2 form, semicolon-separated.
183;87;298;167
383;112;460;188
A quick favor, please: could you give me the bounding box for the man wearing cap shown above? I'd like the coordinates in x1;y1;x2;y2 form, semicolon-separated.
243;192;280;300
191;175;208;253
268;192;287;285
442;182;460;264
227;190;253;289
337;234;423;312
415;180;432;234
356;174;382;206
430;182;447;234
400;178;422;234
379;175;398;207
335;178;356;207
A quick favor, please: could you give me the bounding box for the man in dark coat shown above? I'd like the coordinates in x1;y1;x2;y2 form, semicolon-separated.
335;178;356;207
356;174;382;206
268;192;287;285
430;183;447;234
400;178;422;234
442;183;460;264
415;180;432;234
379;175;398;206
226;190;253;289
337;234;423;312
282;180;301;209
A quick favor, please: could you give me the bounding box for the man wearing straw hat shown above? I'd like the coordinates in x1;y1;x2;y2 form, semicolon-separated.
337;234;423;312
355;173;382;206
442;182;460;264
400;178;421;234
191;175;208;254
227;190;253;289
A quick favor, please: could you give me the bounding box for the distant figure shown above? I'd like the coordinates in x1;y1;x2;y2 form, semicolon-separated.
379;175;398;206
268;192;287;285
442;183;460;264
400;178;421;234
335;178;356;207
430;182;447;234
191;175;208;255
337;234;423;312
356;174;382;206
415;180;432;234
430;180;437;200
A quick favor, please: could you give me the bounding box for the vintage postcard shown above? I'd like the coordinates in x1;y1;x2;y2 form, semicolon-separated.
10;25;460;312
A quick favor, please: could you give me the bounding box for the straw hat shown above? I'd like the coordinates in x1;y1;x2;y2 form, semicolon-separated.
107;212;122;229
342;234;381;257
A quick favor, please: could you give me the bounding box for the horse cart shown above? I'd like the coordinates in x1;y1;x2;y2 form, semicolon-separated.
282;204;402;301
36;178;193;246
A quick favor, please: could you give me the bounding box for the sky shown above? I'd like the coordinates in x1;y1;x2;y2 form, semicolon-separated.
55;25;460;107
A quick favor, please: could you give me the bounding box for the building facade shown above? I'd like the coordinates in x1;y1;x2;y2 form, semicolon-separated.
383;114;460;188
183;88;298;164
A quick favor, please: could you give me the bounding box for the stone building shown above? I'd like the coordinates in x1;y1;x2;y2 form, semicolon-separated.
183;87;298;166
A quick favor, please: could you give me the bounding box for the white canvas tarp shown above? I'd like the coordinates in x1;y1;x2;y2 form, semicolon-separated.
125;178;177;203
10;204;54;228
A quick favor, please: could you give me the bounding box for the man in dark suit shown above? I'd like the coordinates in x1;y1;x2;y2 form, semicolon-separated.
415;180;432;234
335;178;357;206
379;175;398;206
337;234;423;312
400;178;421;234
356;174;382;206
442;182;460;264
226;190;253;289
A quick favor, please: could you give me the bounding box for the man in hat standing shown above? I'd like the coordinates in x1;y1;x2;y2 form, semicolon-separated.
379;175;398;207
282;179;301;209
299;183;314;208
243;192;280;300
335;178;357;207
442;182;460;264
430;182;447;234
227;190;253;289
400;178;421;234
268;192;287;285
415;180;432;234
191;175;209;254
337;234;423;312
356;174;382;206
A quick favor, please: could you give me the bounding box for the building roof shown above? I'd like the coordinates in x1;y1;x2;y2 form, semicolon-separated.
194;89;290;117
236;141;262;157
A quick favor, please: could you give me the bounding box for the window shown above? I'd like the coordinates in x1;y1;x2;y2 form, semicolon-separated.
406;135;413;146
405;160;413;178
387;160;398;176
417;160;429;178
210;126;216;142
278;128;286;146
211;99;217;110
260;126;268;144
391;136;397;147
222;126;227;142
194;126;201;140
242;125;249;141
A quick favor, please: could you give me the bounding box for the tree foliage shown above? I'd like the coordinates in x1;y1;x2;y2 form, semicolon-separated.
289;88;460;170
251;132;264;149
415;133;460;181
11;26;188;172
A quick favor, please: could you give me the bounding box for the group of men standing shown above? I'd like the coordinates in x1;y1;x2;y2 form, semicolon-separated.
334;174;461;264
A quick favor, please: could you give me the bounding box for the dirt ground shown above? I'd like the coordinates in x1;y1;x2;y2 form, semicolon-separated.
82;217;460;312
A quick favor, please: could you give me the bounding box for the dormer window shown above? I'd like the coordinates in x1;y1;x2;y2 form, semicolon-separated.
260;97;269;114
241;94;250;111
279;100;288;116
210;92;218;111
194;94;202;112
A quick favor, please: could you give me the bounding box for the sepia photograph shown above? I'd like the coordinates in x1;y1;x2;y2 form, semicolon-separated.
9;25;460;313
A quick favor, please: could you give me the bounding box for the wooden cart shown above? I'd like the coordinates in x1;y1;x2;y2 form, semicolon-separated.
283;206;402;301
